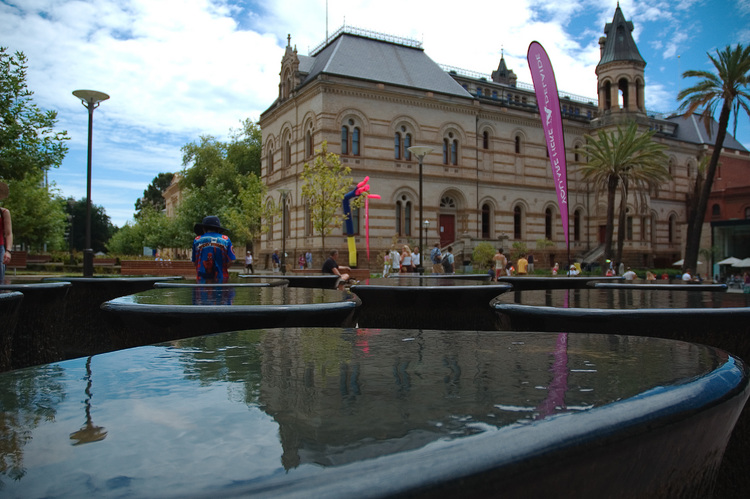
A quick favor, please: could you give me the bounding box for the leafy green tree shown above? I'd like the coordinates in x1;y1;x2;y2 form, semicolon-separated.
0;47;69;181
106;222;145;255
227;118;262;177
3;172;67;250
579;122;669;265
678;44;750;273
471;242;495;270
300;142;360;250
65;198;116;253
135;172;174;217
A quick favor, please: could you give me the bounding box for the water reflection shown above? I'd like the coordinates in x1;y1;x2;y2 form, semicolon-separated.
0;328;725;497
69;357;107;445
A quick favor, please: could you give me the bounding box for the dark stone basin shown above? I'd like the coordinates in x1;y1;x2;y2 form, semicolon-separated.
0;328;746;498
101;287;360;349
497;275;624;290
42;276;184;359
0;281;71;369
391;273;493;281
592;282;728;291
351;278;512;330
0;291;23;371
154;278;288;288
239;273;340;289
492;286;750;496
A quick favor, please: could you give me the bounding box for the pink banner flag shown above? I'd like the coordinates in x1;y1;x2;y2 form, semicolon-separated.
527;42;569;248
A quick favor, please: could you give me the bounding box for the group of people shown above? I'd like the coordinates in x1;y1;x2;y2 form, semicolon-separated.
491;249;535;280
383;244;431;275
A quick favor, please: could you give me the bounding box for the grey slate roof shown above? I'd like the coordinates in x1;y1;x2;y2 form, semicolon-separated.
598;6;645;66
665;113;748;151
298;34;471;99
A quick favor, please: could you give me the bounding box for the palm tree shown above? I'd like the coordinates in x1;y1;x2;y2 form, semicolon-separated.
678;44;750;273
579;122;669;266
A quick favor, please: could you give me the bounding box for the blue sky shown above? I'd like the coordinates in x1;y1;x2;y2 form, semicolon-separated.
2;0;749;228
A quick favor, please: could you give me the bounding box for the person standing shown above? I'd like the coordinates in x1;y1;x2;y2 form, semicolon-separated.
527;253;534;273
430;243;443;274
192;216;236;283
245;251;254;274
517;254;528;275
389;246;401;274
412;246;421;270
400;245;413;273
622;267;637;280
305;250;313;269
492;248;507;281
271;249;281;272
0;182;13;284
298;253;306;270
442;246;455;274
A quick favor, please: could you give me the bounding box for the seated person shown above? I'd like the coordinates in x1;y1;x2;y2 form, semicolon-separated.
321;249;351;281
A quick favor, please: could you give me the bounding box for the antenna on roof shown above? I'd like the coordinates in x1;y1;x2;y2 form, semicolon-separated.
326;0;328;43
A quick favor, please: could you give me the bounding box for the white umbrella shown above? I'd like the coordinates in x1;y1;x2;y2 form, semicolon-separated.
732;258;750;268
717;257;741;265
672;259;702;266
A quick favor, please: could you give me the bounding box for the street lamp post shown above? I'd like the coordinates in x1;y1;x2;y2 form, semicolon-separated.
279;189;291;275
73;90;109;277
408;146;433;273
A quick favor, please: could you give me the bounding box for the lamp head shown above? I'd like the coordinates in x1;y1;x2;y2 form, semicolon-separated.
407;146;433;159
73;90;110;108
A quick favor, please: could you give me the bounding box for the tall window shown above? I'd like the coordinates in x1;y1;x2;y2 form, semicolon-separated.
304;202;312;236
341;120;362;156
668;215;676;243
545;208;553;240
267;147;274;174
481;203;491;238
443;136;458;165
284;140;291;168
626;216;633;240
574;210;581;242
305;129;314;158
396;195;412;236
393;129;412;160
514;135;521;154
483;131;489;149
513;205;522;239
712;204;721;218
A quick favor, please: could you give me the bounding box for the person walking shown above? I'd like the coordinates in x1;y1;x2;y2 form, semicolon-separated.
492;248;507;281
0;182;13;284
430;243;443;274
192;216;236;283
517;254;528;275
527;253;535;273
442;246;455;274
245;251;254;274
412;246;421;270
271;249;280;272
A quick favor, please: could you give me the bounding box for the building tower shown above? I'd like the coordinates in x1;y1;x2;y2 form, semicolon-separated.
595;3;646;124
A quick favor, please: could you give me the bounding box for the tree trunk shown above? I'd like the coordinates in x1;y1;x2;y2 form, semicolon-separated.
683;100;731;273
603;175;618;263
616;180;628;266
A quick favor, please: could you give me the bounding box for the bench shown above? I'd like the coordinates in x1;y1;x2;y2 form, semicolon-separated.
26;254;52;264
120;260;196;277
93;258;117;266
6;250;27;273
291;268;371;280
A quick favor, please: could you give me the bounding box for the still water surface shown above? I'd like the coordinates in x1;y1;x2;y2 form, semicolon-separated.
0;328;725;497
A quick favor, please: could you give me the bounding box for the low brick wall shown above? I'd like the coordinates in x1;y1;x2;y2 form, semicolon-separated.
120;260;195;277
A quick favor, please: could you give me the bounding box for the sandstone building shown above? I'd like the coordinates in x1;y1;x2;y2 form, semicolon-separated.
258;5;749;273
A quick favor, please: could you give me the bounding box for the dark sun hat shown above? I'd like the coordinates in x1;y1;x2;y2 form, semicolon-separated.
194;215;228;235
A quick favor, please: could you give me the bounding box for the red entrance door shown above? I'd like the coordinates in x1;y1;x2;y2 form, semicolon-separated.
440;214;455;248
598;225;607;244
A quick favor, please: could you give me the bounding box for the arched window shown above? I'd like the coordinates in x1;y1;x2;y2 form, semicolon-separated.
514;135;521;154
267;146;274;174
305;129;314;158
545;207;553;240
482;131;489;149
341;126;349;155
514;205;522;239
618;77;629;108
443;133;459;165
604;81;612;109
396;195;412;236
284;140;291;168
626;215;633;240
712;204;721;218
481;203;491;239
394;133;401;160
574;209;581;242
668;215;676;243
404;133;412;160
341;120;362;156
